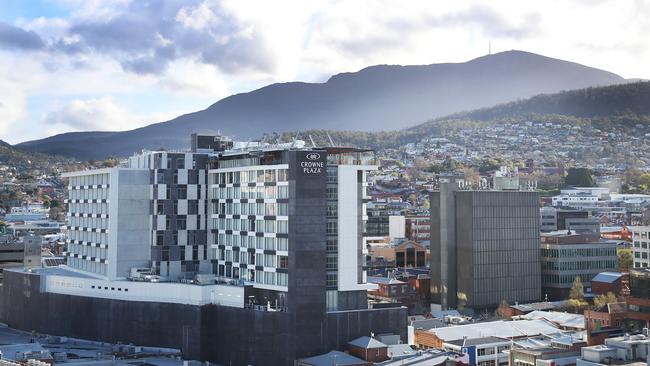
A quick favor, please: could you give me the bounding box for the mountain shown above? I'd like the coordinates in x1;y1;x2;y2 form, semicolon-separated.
17;50;625;160
294;81;650;149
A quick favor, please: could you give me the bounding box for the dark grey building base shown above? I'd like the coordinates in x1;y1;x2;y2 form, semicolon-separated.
0;271;407;366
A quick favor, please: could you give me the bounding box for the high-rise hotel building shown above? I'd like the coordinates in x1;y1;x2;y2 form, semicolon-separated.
208;146;375;311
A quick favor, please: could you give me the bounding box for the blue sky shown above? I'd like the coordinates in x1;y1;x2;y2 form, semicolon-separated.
0;0;70;22
0;0;648;144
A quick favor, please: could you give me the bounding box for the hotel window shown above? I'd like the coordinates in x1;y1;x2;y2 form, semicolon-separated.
177;157;185;169
278;255;288;269
327;186;337;200
264;272;276;285
278;203;288;216
265;203;277;216
277;238;288;251
278;169;288;181
278;186;288;199
178;187;187;199
264;254;276;267
326;256;337;270
265;186;277;198
265;169;276;182
277;273;288;286
264;237;275;250
176;217;187;230
326;274;337;287
277;221;288;234
326;239;337;252
326;221;337;234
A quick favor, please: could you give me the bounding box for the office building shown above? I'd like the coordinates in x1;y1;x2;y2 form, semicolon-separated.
630;226;650;269
540;231;618;300
1;135;406;366
430;177;541;310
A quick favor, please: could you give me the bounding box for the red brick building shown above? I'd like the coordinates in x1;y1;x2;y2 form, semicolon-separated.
347;336;389;363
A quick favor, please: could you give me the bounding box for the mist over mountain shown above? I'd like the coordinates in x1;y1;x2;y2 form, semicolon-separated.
17;50;625;160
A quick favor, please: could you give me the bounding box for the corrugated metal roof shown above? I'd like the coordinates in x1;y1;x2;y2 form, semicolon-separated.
591;272;623;284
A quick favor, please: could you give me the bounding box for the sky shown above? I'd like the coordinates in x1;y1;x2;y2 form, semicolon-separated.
0;0;648;144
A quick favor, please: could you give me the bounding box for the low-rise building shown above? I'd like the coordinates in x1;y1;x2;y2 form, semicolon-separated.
347;336;390;363
577;334;650;366
415;318;583;366
591;272;628;296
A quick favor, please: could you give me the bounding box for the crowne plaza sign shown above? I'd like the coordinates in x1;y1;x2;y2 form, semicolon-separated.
300;152;324;174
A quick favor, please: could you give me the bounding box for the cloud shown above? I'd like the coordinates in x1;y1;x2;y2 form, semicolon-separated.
158;59;230;97
0;22;45;50
51;0;286;76
43;96;140;131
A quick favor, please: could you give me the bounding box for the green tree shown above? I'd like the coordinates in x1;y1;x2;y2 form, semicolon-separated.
618;249;633;271
564;168;596;187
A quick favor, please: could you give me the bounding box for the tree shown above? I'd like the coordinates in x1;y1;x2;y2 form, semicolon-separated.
457;292;467;311
618;249;633;271
593;292;619;310
570;276;584;300
495;300;510;319
564;167;596;187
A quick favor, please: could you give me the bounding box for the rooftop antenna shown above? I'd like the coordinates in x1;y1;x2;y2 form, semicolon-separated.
489;41;492;55
326;132;335;147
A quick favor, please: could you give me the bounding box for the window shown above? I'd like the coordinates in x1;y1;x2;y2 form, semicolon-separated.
265;169;276;182
277;273;288;286
278;169;288;181
177;217;187;230
177;187;187;199
278;256;288;269
177;157;185;169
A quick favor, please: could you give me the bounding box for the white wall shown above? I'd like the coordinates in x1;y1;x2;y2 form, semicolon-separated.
337;165;360;292
43;271;245;307
113;169;151;280
389;215;406;240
